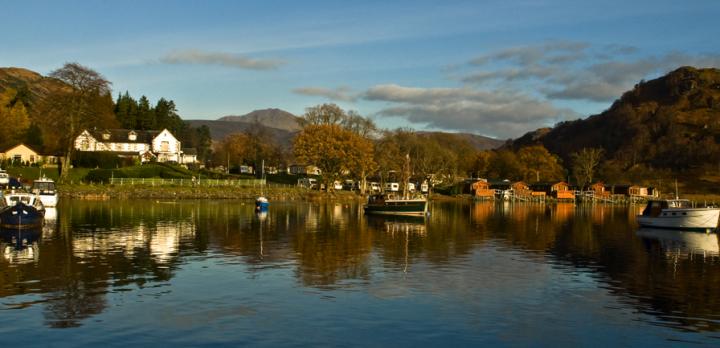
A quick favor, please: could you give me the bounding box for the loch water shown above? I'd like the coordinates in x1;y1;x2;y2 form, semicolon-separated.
1;200;720;346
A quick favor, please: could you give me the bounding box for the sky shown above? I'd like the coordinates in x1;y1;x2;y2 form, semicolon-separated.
2;0;719;139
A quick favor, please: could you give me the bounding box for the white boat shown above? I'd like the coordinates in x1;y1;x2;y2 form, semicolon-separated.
31;176;58;207
637;199;720;231
0;168;8;186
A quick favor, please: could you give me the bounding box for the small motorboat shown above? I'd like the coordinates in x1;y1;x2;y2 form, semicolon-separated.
364;193;428;216
31;176;58;207
637;199;720;232
0;168;8;187
0;192;45;229
255;196;269;212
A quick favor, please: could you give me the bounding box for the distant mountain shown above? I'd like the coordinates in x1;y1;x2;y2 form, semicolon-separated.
510;66;720;170
217;108;302;132
419;131;504;151
185;119;297;147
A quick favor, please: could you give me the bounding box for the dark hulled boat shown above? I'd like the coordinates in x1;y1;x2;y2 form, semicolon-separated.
0;192;45;229
363;194;428;216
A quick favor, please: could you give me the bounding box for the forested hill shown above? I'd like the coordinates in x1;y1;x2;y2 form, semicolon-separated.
511;66;720;171
0;67;67;108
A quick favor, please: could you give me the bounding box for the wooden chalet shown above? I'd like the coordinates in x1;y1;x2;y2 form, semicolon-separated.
530;181;575;201
511;181;531;198
607;184;648;197
590;182;610;198
471;180;495;200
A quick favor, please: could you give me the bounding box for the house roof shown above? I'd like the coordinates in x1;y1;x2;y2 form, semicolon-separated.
1;143;40;154
86;128;161;144
182;148;198;155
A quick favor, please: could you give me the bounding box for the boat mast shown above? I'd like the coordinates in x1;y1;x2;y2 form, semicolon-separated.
402;153;410;199
674;179;679;200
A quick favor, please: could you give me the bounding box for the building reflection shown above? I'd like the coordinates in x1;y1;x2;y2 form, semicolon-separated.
4;199;720;334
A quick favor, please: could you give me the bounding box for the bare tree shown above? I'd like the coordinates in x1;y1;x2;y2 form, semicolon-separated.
42;63;114;182
571;147;604;189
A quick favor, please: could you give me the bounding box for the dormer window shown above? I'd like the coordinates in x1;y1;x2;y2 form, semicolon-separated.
128;131;137;141
102;132;111;140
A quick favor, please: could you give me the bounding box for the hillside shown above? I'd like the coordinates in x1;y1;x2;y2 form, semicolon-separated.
419;131;504;150
0;67;67;109
511;66;720;171
186;119;297;147
217;108;302;132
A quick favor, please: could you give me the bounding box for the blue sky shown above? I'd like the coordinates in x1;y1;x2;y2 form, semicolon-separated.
2;0;719;139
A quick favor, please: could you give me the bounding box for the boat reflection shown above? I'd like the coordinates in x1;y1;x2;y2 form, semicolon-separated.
0;228;42;264
365;215;427;235
636;228;720;256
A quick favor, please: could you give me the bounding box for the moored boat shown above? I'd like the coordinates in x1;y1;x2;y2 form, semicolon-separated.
0;192;45;229
0;168;8;187
31;176;58;207
364;193;428;216
255;196;269;212
636;199;720;231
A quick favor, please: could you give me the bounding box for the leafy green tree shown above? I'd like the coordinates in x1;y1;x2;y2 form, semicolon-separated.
137;96;155;130
517;145;564;182
114;92;137;129
487;150;523;181
0;88;30;149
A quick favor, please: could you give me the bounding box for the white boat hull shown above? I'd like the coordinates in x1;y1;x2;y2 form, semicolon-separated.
637;208;720;230
38;194;58;207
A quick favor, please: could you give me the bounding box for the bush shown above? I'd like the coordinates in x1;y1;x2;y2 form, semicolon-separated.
84;169;125;183
74;152;134;169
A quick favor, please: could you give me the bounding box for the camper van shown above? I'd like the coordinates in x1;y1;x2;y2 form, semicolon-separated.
297;178;318;189
384;182;399;192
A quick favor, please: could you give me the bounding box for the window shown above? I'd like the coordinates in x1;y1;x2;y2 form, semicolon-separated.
161;141;169;152
13;155;21;163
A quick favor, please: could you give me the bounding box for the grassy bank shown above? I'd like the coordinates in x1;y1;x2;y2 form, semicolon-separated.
58;183;364;202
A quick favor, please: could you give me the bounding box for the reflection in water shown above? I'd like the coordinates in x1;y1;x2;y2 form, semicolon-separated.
0;228;42;264
637;228;720;256
2;199;720;344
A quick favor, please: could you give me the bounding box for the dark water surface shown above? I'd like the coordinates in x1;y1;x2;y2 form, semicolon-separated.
2;200;720;346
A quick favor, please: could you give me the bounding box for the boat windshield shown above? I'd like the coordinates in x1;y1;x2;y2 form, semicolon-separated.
7;195;33;205
668;199;692;208
32;181;56;191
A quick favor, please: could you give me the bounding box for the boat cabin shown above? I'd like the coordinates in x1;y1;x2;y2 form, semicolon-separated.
641;199;692;217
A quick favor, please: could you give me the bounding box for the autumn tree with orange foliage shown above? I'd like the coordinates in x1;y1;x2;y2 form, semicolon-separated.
293;104;376;192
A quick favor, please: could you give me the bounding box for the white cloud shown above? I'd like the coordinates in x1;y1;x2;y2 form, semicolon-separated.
161;49;284;70
364;84;578;139
292;86;357;101
464;42;720;103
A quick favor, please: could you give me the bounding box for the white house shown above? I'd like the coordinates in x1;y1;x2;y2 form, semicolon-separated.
74;128;187;163
1;143;42;164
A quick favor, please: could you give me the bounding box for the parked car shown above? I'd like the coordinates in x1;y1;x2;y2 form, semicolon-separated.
342;180;355;191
